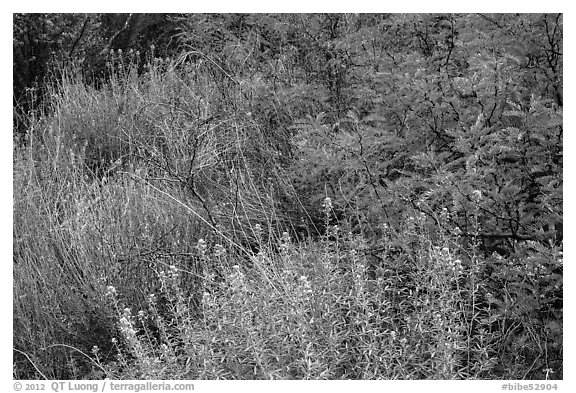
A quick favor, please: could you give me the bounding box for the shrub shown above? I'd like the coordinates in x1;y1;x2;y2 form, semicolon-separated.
57;198;558;380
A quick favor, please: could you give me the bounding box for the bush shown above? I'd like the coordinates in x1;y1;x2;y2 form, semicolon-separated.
14;14;562;380
33;198;557;380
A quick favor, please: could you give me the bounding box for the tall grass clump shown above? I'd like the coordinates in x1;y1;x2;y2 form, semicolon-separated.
13;52;297;379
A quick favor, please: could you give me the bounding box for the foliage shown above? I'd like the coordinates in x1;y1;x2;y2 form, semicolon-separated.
13;13;562;380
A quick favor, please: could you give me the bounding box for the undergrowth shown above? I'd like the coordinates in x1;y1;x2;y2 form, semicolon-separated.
13;53;562;380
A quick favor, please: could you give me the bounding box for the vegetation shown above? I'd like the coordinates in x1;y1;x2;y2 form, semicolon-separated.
13;13;562;380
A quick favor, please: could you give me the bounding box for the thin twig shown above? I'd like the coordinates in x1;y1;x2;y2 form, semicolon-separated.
39;344;108;375
13;348;48;380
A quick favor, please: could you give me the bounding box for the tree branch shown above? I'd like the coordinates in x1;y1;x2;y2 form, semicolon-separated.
69;14;90;59
100;13;134;55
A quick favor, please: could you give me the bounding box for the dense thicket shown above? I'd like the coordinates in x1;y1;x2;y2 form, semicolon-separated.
14;14;562;380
